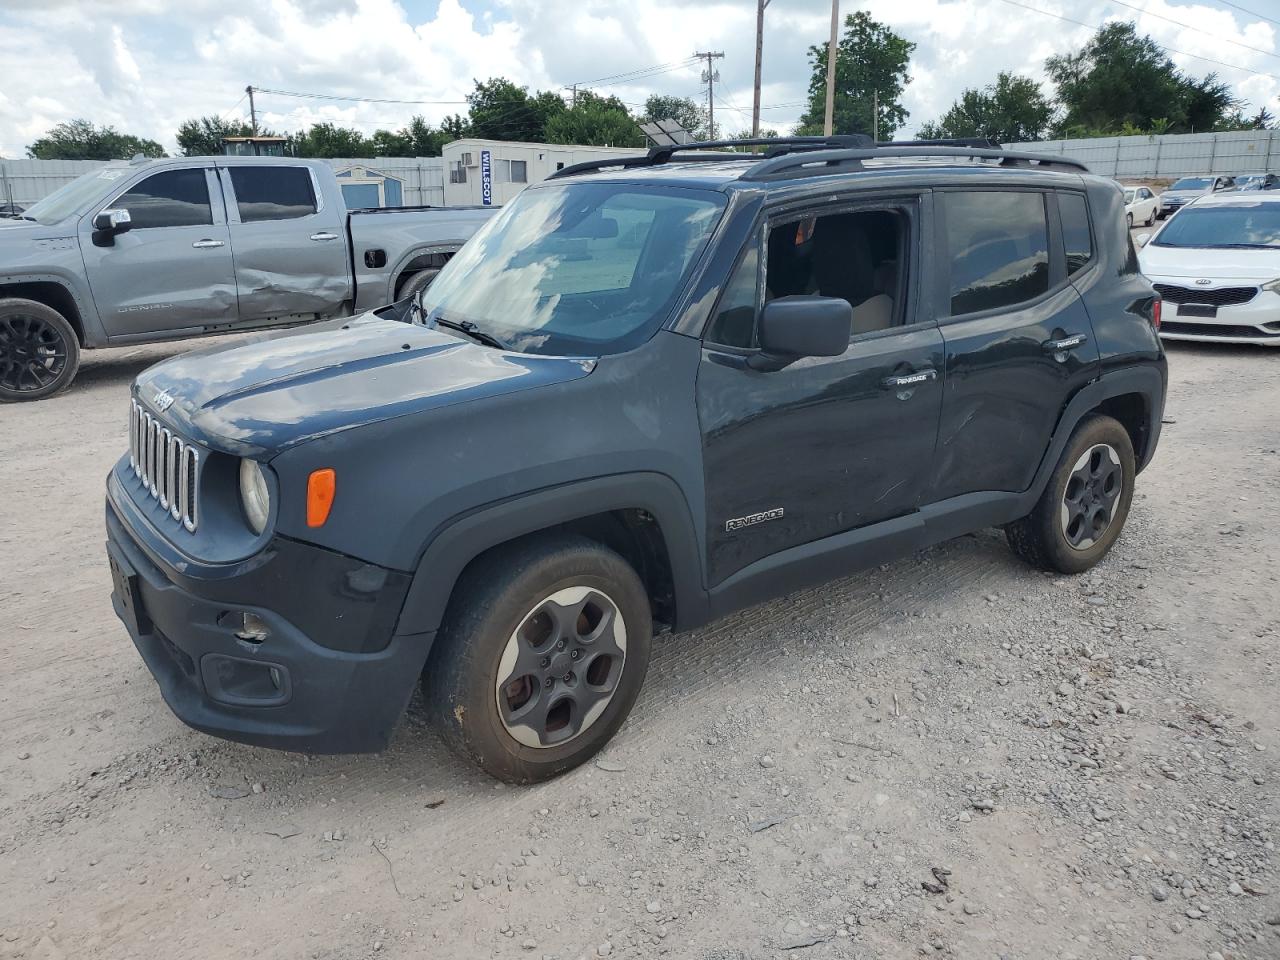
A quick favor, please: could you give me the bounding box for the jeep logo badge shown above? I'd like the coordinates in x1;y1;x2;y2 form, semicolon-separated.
153;389;176;412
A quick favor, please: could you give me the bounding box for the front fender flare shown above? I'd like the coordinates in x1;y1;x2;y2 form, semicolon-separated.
394;472;710;638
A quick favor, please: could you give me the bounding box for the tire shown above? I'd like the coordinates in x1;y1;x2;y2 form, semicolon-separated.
1004;414;1135;575
397;267;441;302
1126;212;1133;229
425;534;653;784
1145;209;1155;226
0;298;81;402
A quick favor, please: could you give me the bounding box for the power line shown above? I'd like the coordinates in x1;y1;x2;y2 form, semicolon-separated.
567;57;701;89
993;0;1280;85
1217;0;1280;29
1104;0;1280;62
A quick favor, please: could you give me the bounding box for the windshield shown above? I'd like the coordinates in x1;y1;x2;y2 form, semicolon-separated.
24;166;128;225
1170;177;1213;190
1123;189;1136;203
417;181;726;356
1153;204;1280;248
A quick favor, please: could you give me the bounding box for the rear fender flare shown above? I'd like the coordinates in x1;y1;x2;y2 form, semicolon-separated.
394;472;709;638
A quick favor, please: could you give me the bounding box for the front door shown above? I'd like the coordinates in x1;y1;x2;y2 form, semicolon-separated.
219;164;350;321
79;166;238;338
696;195;944;585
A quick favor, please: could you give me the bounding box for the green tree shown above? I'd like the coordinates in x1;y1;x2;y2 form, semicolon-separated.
1046;22;1240;135
176;115;260;156
289;122;371;158
465;78;565;142
796;11;915;139
27;119;165;160
544;91;643;147
640;95;708;141
916;72;1053;144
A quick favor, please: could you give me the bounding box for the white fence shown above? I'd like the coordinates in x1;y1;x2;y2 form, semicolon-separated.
1015;130;1280;179
0;156;446;209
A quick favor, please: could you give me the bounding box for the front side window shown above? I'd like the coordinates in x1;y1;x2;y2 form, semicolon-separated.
1058;193;1093;276
944;191;1049;316
114;169;212;229
228;166;317;222
418;182;726;356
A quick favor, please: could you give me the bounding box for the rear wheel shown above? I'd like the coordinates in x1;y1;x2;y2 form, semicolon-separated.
425;535;652;783
1005;415;1135;574
0;298;80;402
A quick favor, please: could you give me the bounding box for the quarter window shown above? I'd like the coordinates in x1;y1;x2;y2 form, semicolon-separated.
944;191;1049;315
1058;193;1093;276
706;241;760;348
228;166;317;222
114;169;212;229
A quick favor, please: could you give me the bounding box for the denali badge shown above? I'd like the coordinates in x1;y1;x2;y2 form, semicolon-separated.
153;389;176;412
726;507;784;532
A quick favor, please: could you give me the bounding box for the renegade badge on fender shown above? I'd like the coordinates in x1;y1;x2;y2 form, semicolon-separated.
106;137;1167;783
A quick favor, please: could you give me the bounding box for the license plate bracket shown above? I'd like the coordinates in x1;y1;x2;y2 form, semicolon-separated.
108;548;151;637
1178;303;1217;318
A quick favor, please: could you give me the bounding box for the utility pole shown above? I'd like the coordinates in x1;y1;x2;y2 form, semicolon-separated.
872;89;878;143
823;0;839;137
696;51;724;139
570;84;578;109
246;85;258;135
752;0;771;138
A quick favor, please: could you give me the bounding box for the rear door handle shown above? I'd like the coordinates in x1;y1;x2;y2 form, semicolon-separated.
191;239;224;249
880;368;937;391
310;232;340;241
1042;333;1088;355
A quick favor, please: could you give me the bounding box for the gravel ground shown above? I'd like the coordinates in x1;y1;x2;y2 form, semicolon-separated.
0;336;1277;960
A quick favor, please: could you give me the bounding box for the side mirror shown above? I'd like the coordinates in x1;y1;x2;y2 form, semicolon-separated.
93;208;132;235
751;295;852;371
1135;233;1151;248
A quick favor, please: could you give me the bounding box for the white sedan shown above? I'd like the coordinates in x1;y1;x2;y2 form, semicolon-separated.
1137;192;1280;346
1123;186;1158;227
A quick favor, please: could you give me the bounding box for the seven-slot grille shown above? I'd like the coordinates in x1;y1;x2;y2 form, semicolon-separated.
1153;283;1258;306
129;398;199;532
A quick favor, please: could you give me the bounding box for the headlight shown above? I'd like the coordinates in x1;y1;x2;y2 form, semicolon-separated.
239;459;271;534
1262;278;1280;293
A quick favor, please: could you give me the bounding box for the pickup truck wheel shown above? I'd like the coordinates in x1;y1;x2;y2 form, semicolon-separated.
398;268;440;302
0;298;80;402
1004;415;1135;574
425;535;652;783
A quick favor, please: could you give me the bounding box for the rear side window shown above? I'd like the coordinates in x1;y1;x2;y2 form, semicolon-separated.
228;167;317;222
1058;193;1093;276
115;169;212;229
944;191;1049;316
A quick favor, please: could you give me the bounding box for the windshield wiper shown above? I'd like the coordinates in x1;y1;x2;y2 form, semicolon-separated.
431;314;511;350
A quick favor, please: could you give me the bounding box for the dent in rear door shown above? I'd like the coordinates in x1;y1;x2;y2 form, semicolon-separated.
220;164;351;321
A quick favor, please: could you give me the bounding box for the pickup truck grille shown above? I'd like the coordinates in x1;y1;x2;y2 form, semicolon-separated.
129;399;199;532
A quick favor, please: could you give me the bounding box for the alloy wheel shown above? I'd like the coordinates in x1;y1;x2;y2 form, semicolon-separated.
494;585;627;748
0;313;69;394
1060;443;1123;550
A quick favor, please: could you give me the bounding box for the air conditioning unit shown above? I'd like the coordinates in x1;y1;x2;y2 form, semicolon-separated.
462;152;475;167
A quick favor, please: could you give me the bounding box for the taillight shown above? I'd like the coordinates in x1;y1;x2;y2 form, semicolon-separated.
1151;297;1162;330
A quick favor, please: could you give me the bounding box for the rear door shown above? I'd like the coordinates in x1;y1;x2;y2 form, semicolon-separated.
79;166;238;338
219;164;350;321
928;188;1101;502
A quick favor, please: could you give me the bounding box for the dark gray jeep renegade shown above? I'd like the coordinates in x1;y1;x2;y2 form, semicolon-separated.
105;137;1167;783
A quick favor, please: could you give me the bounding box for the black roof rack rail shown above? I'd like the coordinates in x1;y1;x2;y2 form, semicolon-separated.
740;145;1089;181
547;135;875;181
546;137;1087;182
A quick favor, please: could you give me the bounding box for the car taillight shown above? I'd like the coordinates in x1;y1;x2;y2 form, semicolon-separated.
1151;297;1162;330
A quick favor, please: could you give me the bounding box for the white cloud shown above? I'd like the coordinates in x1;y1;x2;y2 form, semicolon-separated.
1;0;1278;157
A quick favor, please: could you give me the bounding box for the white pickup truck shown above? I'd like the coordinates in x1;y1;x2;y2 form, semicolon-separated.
0;156;494;400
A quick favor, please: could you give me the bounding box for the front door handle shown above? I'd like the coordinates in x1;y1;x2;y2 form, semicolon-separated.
1042;333;1088;356
310;232;340;241
881;368;938;391
191;239;225;249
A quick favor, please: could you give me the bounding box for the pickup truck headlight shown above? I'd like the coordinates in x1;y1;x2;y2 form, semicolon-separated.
239;459;271;534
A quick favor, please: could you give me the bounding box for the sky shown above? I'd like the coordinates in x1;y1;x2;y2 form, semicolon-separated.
1;0;1279;157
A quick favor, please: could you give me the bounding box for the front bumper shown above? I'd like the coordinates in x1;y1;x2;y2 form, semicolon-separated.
1149;278;1280;346
105;469;435;753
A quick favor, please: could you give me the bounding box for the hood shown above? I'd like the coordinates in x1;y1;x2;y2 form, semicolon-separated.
1162;189;1210;203
1139;243;1280;282
0;218;72;241
135;311;595;456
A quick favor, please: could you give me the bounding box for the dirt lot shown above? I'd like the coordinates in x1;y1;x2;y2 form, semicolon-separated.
1;337;1278;960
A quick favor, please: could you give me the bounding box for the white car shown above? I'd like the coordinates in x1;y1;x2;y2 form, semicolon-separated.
1123;186;1158;227
1137;192;1280;346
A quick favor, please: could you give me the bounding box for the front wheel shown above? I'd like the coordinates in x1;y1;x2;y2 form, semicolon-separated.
425;535;652;783
0;298;81;402
1126;212;1133;229
1005;415;1135;574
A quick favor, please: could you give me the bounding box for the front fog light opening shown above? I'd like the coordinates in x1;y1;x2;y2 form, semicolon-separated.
239;458;271;534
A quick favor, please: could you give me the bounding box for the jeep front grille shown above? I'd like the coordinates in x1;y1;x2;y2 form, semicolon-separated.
129;398;199;532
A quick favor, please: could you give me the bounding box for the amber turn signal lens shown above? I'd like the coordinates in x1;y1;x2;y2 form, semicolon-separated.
307;468;336;527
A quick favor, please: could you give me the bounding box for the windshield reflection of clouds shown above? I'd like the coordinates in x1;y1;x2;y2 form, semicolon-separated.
1156;205;1280;247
